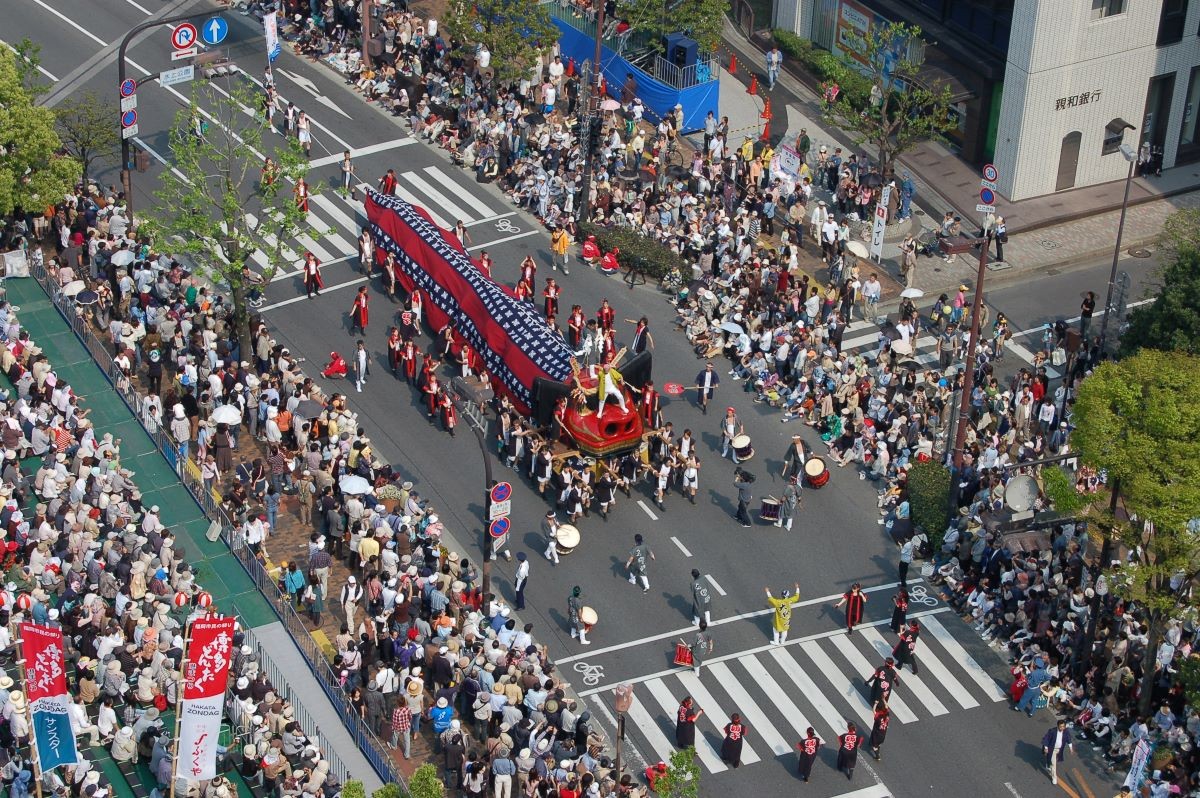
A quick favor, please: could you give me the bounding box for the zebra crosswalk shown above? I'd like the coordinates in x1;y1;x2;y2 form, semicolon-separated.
241;165;505;274
589;611;1005;775
833;318;1061;379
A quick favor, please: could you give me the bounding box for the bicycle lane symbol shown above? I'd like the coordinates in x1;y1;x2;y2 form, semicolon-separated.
495;218;521;234
574;661;604;686
908;584;940;606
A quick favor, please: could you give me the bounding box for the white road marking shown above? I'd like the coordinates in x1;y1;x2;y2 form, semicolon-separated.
310;193;365;238
463;210;518;227
768;646;848;736
391;183;449;228
737;657;813;737
642;679;727;773
828;633;919;724
258;275;367;310
557;581;902;665
861;624;977;710
0;39;58;81
268;252;355;281
237;67;353;145
1009;298;1154;337
669;536;692;557
1004;782;1023;798
131;137;188;182
590;698;648;773
857;626;949;717
118;0;152;15
827;785;893;798
466;229;541;251
919;615;1007;701
800;640;875;727
425;166;495;218
26;0;106;45
636;500;658;521
401;171;479;224
706;663;791;755
307;139;417;167
294;229;335;263
677;670;761;764
704;574;727;597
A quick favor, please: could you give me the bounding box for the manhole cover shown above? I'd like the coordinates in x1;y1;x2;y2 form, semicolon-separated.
1128;248;1152;258
1039;240;1061;250
914;210;927;216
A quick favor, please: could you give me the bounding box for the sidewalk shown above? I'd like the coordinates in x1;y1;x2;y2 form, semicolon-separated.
719;23;1190;294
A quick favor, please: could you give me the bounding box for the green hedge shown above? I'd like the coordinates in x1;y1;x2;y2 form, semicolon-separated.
771;29;872;109
907;460;950;550
577;221;684;280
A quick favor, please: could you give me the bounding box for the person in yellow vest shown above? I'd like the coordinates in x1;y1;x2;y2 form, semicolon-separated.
740;136;755;164
550;225;571;274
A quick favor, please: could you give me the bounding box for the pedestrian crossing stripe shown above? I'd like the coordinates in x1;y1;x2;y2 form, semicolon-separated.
591;613;1005;776
245;166;503;274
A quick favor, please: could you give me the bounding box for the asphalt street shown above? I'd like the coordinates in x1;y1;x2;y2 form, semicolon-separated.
5;3;1139;795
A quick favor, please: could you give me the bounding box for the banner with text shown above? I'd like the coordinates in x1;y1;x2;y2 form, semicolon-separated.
178;617;235;781
264;11;281;62
22;623;77;772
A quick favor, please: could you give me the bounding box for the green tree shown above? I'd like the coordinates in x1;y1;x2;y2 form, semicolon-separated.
1071;350;1200;714
1119;217;1200;356
443;0;560;86
8;38;48;97
907;459;950;549
408;764;444;798
655;747;701;798
819;22;957;175
142;80;322;358
370;785;402;798
56;91;120;189
341;781;365;798
0;48;78;218
617;0;731;54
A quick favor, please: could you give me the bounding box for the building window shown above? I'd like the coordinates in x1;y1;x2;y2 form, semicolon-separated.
1158;0;1188;45
1091;0;1124;18
1103;119;1131;155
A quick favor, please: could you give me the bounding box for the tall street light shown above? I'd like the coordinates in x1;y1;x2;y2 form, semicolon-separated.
1098;128;1137;356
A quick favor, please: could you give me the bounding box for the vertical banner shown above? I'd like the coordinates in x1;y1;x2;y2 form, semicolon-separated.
870;184;892;262
177;617;236;781
264;11;281;62
22;623;78;772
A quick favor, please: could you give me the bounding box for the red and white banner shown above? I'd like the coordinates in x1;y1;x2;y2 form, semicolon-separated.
177;617;235;780
21;623;77;771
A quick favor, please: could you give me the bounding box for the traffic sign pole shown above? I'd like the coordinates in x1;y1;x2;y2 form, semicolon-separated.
117;12;206;223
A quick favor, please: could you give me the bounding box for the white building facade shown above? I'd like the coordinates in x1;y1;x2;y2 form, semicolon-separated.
773;0;1200;200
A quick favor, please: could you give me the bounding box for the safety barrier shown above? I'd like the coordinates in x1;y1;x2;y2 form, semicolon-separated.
26;263;404;792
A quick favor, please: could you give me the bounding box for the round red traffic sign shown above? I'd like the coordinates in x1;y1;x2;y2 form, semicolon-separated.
119;79;137;98
172;23;198;50
489;481;512;503
489;517;510;538
982;163;998;182
979;188;995;205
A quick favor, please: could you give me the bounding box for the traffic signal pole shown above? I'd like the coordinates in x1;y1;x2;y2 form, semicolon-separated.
118;12;201;221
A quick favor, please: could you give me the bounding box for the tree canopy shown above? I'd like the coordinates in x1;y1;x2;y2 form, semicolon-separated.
442;0;560;86
0;48;78;218
1119;209;1200;357
56;91;120;189
617;0;731;54
1072;350;1200;711
142;80;320;357
819;21;957;174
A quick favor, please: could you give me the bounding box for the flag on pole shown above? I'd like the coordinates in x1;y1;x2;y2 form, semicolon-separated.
21;622;78;772
177;617;236;781
264;11;281;62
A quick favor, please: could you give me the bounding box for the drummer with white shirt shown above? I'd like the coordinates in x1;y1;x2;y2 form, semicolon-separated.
719;407;744;463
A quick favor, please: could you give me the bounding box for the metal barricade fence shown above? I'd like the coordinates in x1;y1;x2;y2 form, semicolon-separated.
26;265;403;791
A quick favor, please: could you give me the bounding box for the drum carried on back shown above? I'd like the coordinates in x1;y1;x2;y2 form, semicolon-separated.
805;455;830;488
556;523;581;555
580;606;598;633
732;434;754;461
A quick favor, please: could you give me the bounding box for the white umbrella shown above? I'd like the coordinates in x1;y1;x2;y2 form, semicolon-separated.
717;321;744;335
900;287;925;299
845;240;870;259
61;280;87;298
600;98;621;111
339;475;371;495
211;405;242;425
110;250;135;268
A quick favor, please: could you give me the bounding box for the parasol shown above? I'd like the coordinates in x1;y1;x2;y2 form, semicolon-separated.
717;321;744;335
295;399;324;418
75;291;99;306
845;240;870;259
211;405;242;425
61;280;87;298
900;287;925;299
339;474;371;495
600;98;621;111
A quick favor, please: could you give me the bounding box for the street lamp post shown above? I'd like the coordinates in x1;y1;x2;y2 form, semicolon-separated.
948;237;992;505
613;684;634;780
117;12;202;222
1098;133;1138;356
451;378;496;596
577;0;606;220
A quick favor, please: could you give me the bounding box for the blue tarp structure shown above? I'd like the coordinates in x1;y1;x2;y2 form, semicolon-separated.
552;18;719;133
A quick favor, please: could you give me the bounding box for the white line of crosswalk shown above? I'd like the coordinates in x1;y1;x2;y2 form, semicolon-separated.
834;322;1062;378
593;615;1006;776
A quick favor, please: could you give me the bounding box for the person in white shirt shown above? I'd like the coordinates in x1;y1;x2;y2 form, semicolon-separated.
68;696;101;746
861;274;882;324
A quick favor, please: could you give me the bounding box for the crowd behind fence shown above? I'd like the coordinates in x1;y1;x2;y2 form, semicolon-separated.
26;262;405;793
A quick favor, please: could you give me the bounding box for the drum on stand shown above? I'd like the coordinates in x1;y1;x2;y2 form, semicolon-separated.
556;523;581;555
732;434;754;460
804;456;830;488
580;606;598;632
759;497;781;521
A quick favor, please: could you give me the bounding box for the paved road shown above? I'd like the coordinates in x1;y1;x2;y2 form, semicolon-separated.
7;4;1135;795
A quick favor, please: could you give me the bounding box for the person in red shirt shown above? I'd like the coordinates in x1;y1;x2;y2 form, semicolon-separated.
596;299;615;331
638;380;660;428
476;249;493;278
869;701;890;760
567;305;585;350
543;278;560;318
386;327;402;374
378;168;398;195
721;713;748;768
295;178;310;212
520;254;537;285
302;252;323;298
399;341;417;385
321;352;347;379
837;721;860;780
349;286;369;335
675;696;703;749
834;582;867;634
795;727;821;782
438;389;457;437
581;235;600;265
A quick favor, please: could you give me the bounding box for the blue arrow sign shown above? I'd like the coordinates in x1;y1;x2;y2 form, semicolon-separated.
120;110;137;128
202;17;228;46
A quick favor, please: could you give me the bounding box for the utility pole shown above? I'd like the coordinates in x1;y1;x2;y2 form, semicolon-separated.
452;378;496;596
361;0;373;71
577;0;606;220
948;241;990;504
118;12;201;221
1077;477;1121;678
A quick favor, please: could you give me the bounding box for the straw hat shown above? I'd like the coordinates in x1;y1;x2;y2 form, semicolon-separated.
406;681;421;696
9;691;27;711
